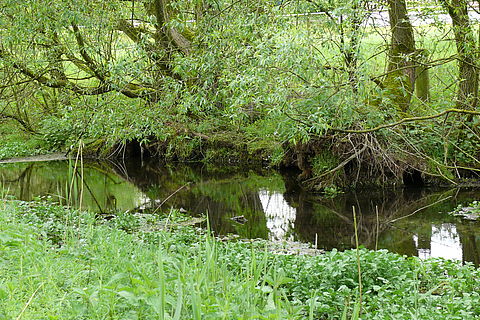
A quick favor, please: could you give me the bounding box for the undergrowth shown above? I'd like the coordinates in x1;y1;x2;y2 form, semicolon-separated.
0;134;46;160
1;199;479;319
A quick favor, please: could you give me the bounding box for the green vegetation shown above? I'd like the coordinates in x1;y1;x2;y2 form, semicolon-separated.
0;161;145;212
0;132;46;160
1;199;479;319
1;0;480;189
3;2;480;318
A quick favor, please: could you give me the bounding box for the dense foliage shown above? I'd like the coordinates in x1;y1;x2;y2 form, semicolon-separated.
1;199;479;319
1;0;480;188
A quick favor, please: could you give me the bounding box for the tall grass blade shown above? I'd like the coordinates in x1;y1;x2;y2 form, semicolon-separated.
351;300;361;320
341;302;348;320
172;284;183;320
158;256;166;320
308;290;317;320
191;289;201;320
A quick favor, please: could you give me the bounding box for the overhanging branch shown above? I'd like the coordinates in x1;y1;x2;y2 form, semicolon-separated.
330;108;480;134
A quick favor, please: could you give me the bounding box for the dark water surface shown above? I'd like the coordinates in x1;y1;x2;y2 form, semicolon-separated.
1;158;479;265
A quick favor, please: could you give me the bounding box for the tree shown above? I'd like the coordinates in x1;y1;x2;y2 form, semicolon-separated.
383;0;416;114
0;0;193;104
439;0;478;109
305;0;373;91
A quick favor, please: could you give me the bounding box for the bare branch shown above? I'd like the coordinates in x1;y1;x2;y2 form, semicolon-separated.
0;48;152;99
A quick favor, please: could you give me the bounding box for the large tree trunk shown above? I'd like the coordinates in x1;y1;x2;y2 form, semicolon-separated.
343;3;362;92
384;0;416;114
440;0;478;109
145;0;191;55
414;49;430;103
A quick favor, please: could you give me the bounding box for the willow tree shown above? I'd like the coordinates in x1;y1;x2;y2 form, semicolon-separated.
0;0;194;108
305;0;373;91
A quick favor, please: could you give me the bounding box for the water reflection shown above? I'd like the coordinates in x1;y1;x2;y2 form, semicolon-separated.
259;190;296;241
0;158;479;265
0;161;144;211
414;224;463;261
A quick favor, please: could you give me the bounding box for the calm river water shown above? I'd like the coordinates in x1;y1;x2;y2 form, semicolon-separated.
1;158;479;265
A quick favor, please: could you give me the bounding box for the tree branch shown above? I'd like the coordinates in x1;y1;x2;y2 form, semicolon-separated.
0;113;37;133
330;109;480;134
71;23;106;82
305;143;368;182
0;48;151;99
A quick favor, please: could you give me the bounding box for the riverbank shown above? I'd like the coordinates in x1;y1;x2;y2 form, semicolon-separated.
0;121;479;192
1;199;479;319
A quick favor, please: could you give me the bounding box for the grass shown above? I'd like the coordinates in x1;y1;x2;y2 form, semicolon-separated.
1;198;480;319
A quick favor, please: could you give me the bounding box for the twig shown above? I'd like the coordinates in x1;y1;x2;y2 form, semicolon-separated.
16;282;44;320
375;205;379;251
152;182;191;214
352;206;362;313
306;143;368;182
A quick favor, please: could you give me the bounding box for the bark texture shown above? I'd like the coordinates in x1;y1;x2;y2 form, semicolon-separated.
384;0;416;114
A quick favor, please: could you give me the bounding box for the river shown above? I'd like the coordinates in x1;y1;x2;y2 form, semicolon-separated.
0;157;479;265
